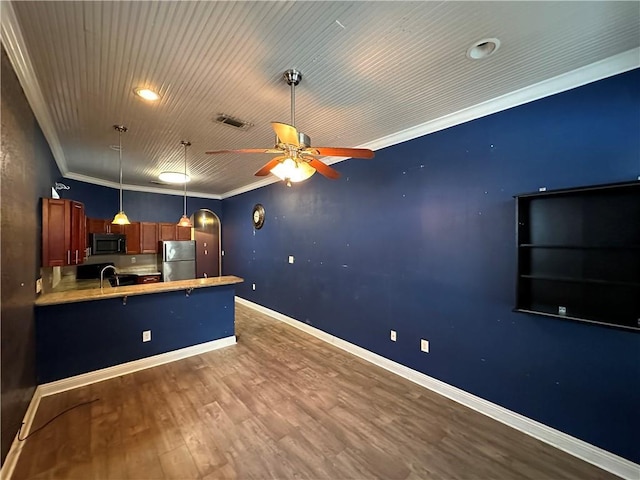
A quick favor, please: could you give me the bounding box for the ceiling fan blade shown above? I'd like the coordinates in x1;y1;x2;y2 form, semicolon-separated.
205;148;281;155
271;122;300;147
306;157;341;180
255;156;287;176
305;147;375;159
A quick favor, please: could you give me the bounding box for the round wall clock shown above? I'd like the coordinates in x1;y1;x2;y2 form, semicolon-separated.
252;204;265;229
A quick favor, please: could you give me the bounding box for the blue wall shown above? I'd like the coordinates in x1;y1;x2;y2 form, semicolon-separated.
36;285;236;383
57;178;222;223
221;69;640;462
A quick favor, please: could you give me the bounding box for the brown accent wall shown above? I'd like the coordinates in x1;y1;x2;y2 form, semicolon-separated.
1;46;61;464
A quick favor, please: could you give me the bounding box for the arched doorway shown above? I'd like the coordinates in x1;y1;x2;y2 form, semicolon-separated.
190;209;221;277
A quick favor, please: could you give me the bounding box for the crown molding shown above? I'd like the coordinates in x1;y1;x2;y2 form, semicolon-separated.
64;172;222;200
3;0;637;201
1;1;68;175
361;48;640;153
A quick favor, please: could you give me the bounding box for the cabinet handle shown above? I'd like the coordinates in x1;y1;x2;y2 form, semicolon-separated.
67;251;71;264
75;250;79;264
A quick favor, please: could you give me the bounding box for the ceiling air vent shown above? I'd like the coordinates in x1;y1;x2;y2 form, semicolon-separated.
214;113;253;130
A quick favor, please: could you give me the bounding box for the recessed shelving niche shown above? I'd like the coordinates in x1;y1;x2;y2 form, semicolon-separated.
515;181;640;331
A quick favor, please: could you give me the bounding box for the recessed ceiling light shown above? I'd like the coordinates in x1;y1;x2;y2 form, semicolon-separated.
158;172;190;184
466;38;501;60
134;87;161;101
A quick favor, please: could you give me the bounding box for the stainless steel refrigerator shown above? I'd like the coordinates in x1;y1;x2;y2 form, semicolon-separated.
159;240;196;281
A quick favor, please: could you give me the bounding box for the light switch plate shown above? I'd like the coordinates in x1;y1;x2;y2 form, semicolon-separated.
142;330;151;342
288;255;295;264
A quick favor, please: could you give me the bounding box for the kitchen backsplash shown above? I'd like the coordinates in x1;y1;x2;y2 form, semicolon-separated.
83;253;158;269
40;254;159;293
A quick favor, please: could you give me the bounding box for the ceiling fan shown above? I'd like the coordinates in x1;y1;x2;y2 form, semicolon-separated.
205;69;374;186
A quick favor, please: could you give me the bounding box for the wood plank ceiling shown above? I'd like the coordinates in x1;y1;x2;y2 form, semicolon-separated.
2;1;639;198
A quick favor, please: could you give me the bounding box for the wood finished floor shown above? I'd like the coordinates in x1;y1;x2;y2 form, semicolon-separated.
13;304;620;480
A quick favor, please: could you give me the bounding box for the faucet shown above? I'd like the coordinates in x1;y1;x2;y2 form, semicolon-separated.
100;265;117;288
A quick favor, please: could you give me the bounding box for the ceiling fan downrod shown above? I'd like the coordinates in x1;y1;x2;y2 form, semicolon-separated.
283;69;302;127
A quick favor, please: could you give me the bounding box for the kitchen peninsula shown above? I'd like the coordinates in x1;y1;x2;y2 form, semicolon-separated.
35;276;243;383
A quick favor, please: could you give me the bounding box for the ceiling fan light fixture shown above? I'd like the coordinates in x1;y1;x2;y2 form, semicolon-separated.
159;171;190;184
270;158;316;184
134;87;161;101
466;38;501;60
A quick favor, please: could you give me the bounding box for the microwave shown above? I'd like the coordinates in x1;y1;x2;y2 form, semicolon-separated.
91;233;126;255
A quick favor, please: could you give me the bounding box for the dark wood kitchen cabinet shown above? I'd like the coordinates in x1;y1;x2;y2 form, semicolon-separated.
112;222;141;254
159;222;177;241
176;225;192;240
42;198;85;266
87;218;141;255
160;223;192;241
86;217;120;238
140;222;159;253
136;274;161;284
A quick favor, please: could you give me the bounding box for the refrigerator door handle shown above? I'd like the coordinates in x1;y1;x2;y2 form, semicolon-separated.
164;243;167;261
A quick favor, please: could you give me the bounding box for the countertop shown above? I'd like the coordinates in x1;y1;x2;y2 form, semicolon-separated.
36;275;244;306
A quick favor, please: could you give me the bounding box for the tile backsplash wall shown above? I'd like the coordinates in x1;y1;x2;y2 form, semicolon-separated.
84;253;158;270
41;254;159;293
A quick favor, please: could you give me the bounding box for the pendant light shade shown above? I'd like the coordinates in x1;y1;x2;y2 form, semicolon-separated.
177;140;193;227
112;125;130;225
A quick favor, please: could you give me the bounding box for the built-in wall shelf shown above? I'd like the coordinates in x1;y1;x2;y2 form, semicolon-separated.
515;181;640;331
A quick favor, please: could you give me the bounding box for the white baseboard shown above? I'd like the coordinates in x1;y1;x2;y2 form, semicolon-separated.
235;296;639;480
0;336;236;479
0;388;42;480
38;336;236;397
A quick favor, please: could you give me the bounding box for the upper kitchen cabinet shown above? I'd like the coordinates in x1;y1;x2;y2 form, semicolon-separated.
112;222;141;255
176;225;192;240
86;218;110;235
159;223;177;241
159;223;192;241
140;222;159;253
42;198;86;267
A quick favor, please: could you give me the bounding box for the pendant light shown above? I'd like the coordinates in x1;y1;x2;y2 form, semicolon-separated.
177;140;193;227
112;125;130;225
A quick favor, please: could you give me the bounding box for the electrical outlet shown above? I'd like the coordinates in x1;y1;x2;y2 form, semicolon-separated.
36;278;43;294
288;255;295;264
131;256;136;263
390;330;397;341
420;339;429;353
142;330;151;342
252;283;256;291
